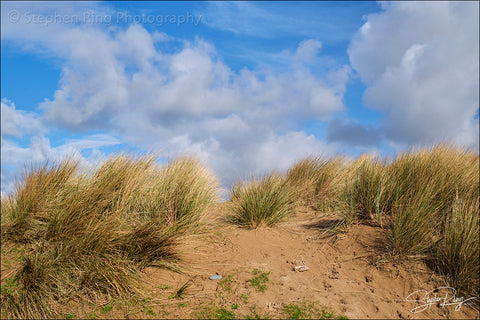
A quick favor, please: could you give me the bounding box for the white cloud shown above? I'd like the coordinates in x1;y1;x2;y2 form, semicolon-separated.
2;4;348;193
1;99;45;137
1;134;121;167
348;1;479;149
159;127;338;187
294;39;322;62
1;132;121;195
33;30;345;131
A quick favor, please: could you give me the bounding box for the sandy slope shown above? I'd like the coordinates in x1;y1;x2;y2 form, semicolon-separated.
131;204;478;319
2;204;479;319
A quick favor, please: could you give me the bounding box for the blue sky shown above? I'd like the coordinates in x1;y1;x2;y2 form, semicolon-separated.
1;1;479;195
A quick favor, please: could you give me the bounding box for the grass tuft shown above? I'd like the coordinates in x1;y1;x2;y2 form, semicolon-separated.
1;152;219;319
2;157;80;242
340;155;388;224
286;143;479;298
228;173;296;228
286;156;344;210
145;156;219;230
433;196;479;297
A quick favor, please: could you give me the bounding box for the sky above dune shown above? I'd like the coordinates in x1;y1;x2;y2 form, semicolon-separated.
1;1;479;195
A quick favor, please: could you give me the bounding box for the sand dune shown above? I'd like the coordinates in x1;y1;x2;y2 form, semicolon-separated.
103;204;478;319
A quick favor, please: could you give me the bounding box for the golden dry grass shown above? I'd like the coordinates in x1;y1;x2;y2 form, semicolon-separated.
1;143;478;319
286;144;479;297
228;173;296;228
1;153;218;319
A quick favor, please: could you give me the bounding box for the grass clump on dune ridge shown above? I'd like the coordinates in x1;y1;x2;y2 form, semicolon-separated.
433;196;479;298
144;156;220;231
385;145;478;258
388;185;444;255
336;144;478;297
340;155;390;224
366;145;478;298
333;145;478;257
1;153;219;319
2;157;80;242
283;143;478;298
286;156;345;210
228;173;296;228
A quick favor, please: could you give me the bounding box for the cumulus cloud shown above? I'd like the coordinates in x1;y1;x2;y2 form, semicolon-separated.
1;99;45;137
34;29;345;131
348;1;479;149
2;3;348;192
155;117;340;187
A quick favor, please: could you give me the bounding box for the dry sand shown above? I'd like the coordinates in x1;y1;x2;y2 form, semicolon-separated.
2;204;479;319
133;204;479;319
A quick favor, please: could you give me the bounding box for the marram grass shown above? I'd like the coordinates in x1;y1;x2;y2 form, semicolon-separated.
1;143;478;318
433;196;479;298
284;143;478;297
228;173;296;228
286;156;345;210
146;156;219;230
1;153;219;319
340;154;389;224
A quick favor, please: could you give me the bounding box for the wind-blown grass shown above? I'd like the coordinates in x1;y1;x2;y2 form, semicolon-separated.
2;157;80;242
285;143;479;297
433;196;479;298
1;143;478;317
1;153;219;319
145;156;219;231
286;156;344;210
228;173;296;228
385;145;478;258
340;155;388;224
388;185;444;255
